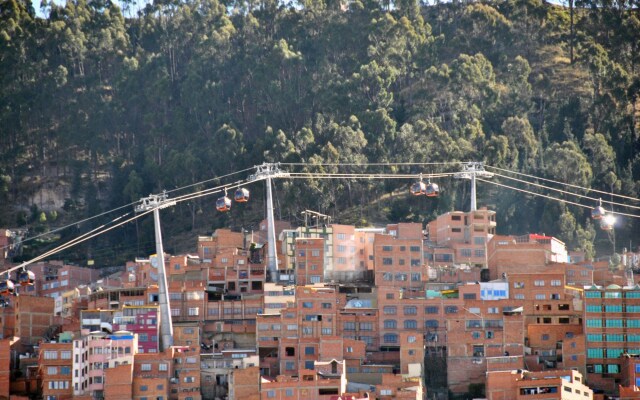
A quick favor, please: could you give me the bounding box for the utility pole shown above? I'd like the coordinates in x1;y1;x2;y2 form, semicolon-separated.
136;191;176;351
454;162;494;211
249;163;290;283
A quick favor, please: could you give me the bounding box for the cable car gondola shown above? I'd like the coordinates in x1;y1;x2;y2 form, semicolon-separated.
234;188;250;203
410;181;426;196
591;199;606;220
0;279;15;296
216;194;232;212
18;269;35;286
600;215;615;231
425;181;439;198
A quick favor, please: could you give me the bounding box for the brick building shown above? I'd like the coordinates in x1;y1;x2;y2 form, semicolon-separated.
39;340;74;400
485;369;593;399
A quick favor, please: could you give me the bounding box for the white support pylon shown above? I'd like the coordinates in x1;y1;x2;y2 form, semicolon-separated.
454;162;494;211
136;191;176;351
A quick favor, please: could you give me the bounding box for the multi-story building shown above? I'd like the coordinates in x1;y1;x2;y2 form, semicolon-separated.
373;223;424;293
583;284;640;393
113;306;160;353
73;331;138;398
1;294;56;348
425;207;496;269
39;339;74;400
294;237;325;285
27;261;99;298
487;234;568;280
485;369;593;399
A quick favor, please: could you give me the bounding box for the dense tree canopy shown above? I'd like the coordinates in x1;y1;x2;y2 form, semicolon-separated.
1;0;639;264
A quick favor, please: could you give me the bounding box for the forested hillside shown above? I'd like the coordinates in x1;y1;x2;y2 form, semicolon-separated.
1;0;639;265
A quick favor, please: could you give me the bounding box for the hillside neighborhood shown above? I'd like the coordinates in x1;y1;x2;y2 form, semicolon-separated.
1;207;640;399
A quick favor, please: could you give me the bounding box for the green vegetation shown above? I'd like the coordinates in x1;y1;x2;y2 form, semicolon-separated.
1;0;638;265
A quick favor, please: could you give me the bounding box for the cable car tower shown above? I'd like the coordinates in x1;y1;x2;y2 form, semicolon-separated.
248;163;290;283
454;162;493;211
135;191;176;351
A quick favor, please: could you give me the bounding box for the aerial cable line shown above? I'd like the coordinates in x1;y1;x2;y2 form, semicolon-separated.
3;211;145;275
478;178;640;219
485;165;640;203
490;172;640;211
1;168;254;254
280;161;461;167
285;172;458;179
163;166;256;195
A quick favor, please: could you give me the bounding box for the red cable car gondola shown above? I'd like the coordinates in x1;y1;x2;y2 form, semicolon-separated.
234;188;250;203
410;181;426;196
0;279;15;296
216;195;232;212
425;181;439;197
18;269;35;286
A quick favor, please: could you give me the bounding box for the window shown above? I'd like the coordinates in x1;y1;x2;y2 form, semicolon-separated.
322;303;332;309
44;351;57;359
460;249;472;257
534;280;545;286
551;280;562;286
285;361;295;370
383;334;398;343
140;385;148;391
359;322;373;331
383;306;397;315
321;328;332;335
305;347;315;355
286;389;294;397
535;294;545;300
384;320;397;329
382;245;392;251
514;294;525;299
425;306;439;314
445;306;458;314
386;293;394;300
344;322;356;331
304;361;314;369
382;258;393;265
159;363;167;371
267;390;276;398
188;307;199;316
425;320;439;328
404;306;417;315
542;334;549;341
404;320;417;329
302;302;313;308
380;389;392;395
407;336;416;343
184;376;195;383
47;367;58;375
382;272;392;281
141;363;151;371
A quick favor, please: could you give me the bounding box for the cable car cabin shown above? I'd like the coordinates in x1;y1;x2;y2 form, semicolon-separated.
234;188;250;203
18;270;35;286
425;182;439;197
600;219;614;231
591;206;606;220
410;181;426;196
216;196;232;212
0;280;15;296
